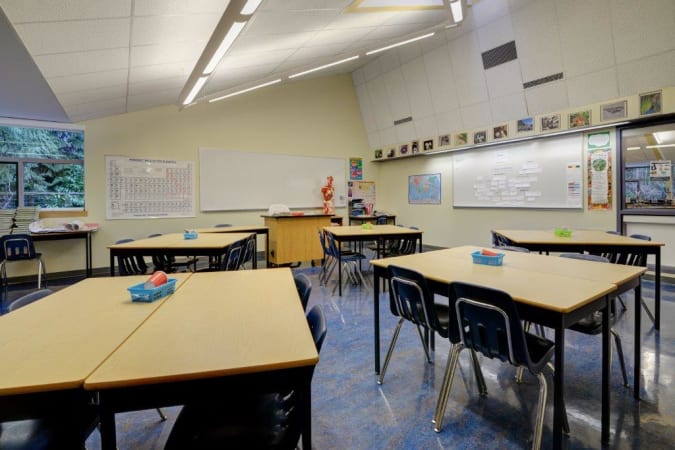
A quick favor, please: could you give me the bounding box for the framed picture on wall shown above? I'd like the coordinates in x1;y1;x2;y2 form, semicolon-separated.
422;139;434;151
386;147;396;158
473;130;487;144
438;134;450;147
600;100;627;122
517;117;534;132
454;132;468;146
411;140;420;154
639;90;662;115
569;110;591;128
541;114;561;131
374;149;383;159
493;124;508;139
399;144;409;155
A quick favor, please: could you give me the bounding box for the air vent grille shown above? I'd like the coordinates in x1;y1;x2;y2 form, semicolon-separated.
481;41;517;70
523;72;564;89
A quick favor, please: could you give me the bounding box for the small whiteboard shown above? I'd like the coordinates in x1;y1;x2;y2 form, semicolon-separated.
106;156;196;219
452;134;583;209
199;148;346;211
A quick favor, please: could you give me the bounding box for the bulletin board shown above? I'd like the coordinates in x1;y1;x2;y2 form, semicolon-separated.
452;134;583;208
106;156;195;219
199;148;346;211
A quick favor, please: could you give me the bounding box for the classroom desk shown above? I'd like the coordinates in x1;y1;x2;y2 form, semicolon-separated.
371;247;645;448
108;232;253;275
0;274;191;446
196;225;269;267
492;229;665;329
323;225;423;296
32;230;95;277
348;214;396;225
85;269;318;450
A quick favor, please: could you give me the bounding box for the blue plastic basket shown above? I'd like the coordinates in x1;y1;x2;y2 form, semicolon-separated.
184;231;198;239
128;278;177;302
471;250;504;266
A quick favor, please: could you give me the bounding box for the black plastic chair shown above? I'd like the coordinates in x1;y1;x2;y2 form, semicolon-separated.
293;273;312;310
147;234;198;273
378;266;486;394
0;234;47;312
164;305;327;450
559;253;629;387
325;231;369;293
7;288;53;312
435;282;568;449
238;234;257;270
114;238;148;276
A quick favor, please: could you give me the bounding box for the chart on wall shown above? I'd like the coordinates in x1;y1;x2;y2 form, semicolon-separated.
452;134;583;209
105;156;195;219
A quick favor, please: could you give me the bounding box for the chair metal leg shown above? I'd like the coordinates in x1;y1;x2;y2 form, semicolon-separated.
532;372;548;450
617;295;627;312
433;344;463;431
546;362;570;434
377;318;404;385
413;324;432;364
641;298;655;324
157;407;167;421
611;328;629;388
469;349;487;396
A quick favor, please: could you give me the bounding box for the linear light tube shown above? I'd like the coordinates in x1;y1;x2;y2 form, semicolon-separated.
645;144;675;149
209;79;282;102
288;55;359;79
365;32;435;56
450;1;463;22
241;0;263;15
183;76;209;105
626;146;641;151
203;21;246;74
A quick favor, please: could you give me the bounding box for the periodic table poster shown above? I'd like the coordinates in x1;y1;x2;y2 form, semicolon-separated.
106;156;195;219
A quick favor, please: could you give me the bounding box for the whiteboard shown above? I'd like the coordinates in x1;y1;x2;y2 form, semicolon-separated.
452;134;583;209
199;148;346;211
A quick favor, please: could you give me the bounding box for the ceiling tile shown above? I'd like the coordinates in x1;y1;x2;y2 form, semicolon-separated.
0;0;131;22
35;48;129;78
15;19;130;55
133;0;226;16
131;14;220;46
130;41;203;67
47;69;129;94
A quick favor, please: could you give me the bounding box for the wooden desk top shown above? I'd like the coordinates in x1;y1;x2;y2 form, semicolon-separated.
85;269;318;390
371;249;616;313
493;229;664;247
196;225;268;234
108;232;253;250
0;273;192;396
324;225;421;238
444;246;647;286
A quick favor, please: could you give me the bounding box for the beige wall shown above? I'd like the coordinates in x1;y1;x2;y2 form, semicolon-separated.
36;74;372;274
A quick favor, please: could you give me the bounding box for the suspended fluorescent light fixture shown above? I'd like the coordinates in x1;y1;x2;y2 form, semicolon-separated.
645;144;675;149
204;21;246;74
179;0;264;106
241;0;263;15
365;32;435;56
289;56;360;79
450;0;463;22
210;79;282;102
184;76;209;105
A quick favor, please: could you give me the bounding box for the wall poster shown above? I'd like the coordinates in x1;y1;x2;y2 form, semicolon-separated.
106;156;195;219
586;132;612;210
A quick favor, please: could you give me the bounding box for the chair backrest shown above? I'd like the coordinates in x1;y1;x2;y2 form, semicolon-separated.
317;228;330;259
306;304;327;353
448;282;531;368
0;234;38;261
223;243;243;271
388;265;447;338
490;230;511;247
293;273;312;310
115;238;148;275
606;233;651;267
238;234;257;269
375;215;388;225
8;288;53;312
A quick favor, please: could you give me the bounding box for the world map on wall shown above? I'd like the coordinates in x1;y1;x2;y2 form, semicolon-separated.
408;174;441;204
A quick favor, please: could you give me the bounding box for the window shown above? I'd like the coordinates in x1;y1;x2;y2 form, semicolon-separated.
0;121;84;209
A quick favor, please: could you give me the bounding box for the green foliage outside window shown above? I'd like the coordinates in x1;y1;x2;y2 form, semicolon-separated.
0;124;84;209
